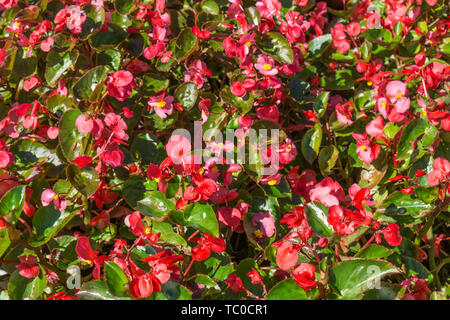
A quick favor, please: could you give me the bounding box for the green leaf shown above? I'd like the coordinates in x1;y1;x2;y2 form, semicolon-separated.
30;205;79;246
308;34;332;58
67;164;100;198
58;109;84;161
154;281;192;300
266;279;308;300
122;176;147;209
77;280;116;300
80;5;105;40
141;73;169;95
46;95;75;114
114;0;135;15
256;32;293;64
0;228;11;258
184;203;219;237
318;145;339;176
160;232;187;247
10;139;51;169
12;47;37;78
104;261;128;296
72;65;109;101
415;186;438;204
45;50;78;87
174;28;198;61
8;270;47;300
301;123;322;164
89;23;128;51
396;118;428;161
0;186;26;224
329;259;400;299
304;201;333;237
355;245;393;259
130;132;166;166
174;82;198;110
382;192;432;216
138;191;175;218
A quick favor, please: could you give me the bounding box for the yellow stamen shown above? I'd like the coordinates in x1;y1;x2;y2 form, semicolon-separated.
53;194;59;200
144;226;151;234
268;179;277;186
246;41;251;47
156;100;166;108
395;93;403;99
198;167;204;174
286;144;292;153
263;64;272;70
85;260;92;265
254;229;263;239
421;110;427;117
367;81;372;86
360;145;367;151
381;102;387;109
154;177;160;183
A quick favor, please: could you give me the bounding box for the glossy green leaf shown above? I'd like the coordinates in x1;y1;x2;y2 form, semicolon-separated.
355;245;393;259
318;145;339;176
89;24;128;51
122;176;147;209
382;192;432;216
329;259;400;299
174;82;198;110
30;205;79;246
308;34;332;57
114;0;135;15
72;66;109;101
45;50;78;86
266;279;308;300
221;86;254;114
305;201;333;237
67;164;100;198
104;261;128;296
174;28;198;61
0;228;11;258
80;5;105;40
301;123;322;164
8;270;47;300
184;203;219;237
396;118;428;161
59;109;84;161
138;191;175;218
256;32;293;64
0;186;26;224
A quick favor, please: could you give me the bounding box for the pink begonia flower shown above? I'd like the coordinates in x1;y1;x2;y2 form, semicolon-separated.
260;173;283;186
183;59;211;89
255;55;278;76
107;70;136;101
427;157;450;187
0;150;14;169
352;133;380;164
255;0;282;19
278;138;297;165
309;177;345;207
0;0;18;10
166;135;191;165
148;92;174;119
40;36;54;52
104;113;128;141
256;104;279;122
47;126;59;139
41;189;67;211
252;211;275;237
17;255;40;279
67;6;86;33
386;80;407;99
217;207;242;229
101;144;124;167
365;116;385;140
23;76;41;92
76;115;94;134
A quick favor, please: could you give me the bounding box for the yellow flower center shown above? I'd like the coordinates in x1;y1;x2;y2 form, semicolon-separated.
85;260;92;265
246;41;251;47
156;100;166;108
285;144;292;152
53;194;59;200
198;167;204;174
254;229;263;239
367;81;372;86
268;179;277;186
360;145;367;151
263;64;272;70
154;177;160;183
144;226;151;234
421;110;427;117
381;102;387;109
395;93;403;99
211;166;218;173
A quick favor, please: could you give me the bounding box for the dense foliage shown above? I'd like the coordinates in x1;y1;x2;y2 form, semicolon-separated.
0;0;449;300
